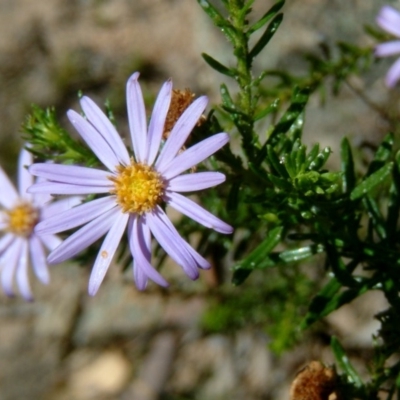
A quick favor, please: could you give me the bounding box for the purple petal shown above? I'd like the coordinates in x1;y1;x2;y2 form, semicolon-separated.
160;133;229;180
166;192;233;234
135;216;170;287
0;212;7;231
154;207;210;270
29;163;112;187
16;239;33;301
127;217;148;290
377;6;400;38
88;212;129;296
0;233;14;256
48;207;119;264
36;196;117;235
40;196;83;220
133;262;148;290
146;79;173;165
180;239;211;270
129;215;169;287
31;176;53;207
67;109;120;171
0;166;18;209
80;96;130;165
167;172;226;192
18;148;33;201
30;234;50;284
127;72;147;162
147;207;199;279
386;57;400;87
28;181;111;195
39;234;62;252
375;41;400;57
0;237;22;297
156;96;208;171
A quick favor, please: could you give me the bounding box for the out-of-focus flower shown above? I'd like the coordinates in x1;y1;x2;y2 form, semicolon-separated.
0;149;79;300
375;5;400;87
29;72;233;296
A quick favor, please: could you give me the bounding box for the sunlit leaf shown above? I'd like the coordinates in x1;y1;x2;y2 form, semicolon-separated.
197;0;236;43
248;0;285;34
254;98;280;121
367;133;394;176
331;336;363;387
232;226;283;284
202;53;237;78
249;13;283;60
350;163;393;201
341;137;355;193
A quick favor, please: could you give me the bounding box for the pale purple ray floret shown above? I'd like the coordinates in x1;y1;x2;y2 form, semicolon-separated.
375;5;400;87
29;71;233;296
0;149;80;300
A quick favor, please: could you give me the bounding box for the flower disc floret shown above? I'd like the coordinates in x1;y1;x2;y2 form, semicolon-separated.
5;202;39;237
111;161;164;214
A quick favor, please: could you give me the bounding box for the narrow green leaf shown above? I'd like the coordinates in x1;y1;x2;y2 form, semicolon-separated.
254;98;280;121
302;274;369;328
220;83;235;109
197;0;236;43
239;0;254;19
278;244;324;263
363;196;386;240
304;143;320;170
248;162;270;182
364;23;391;41
301;277;341;328
235;226;283;270
327;246;359;287
386;151;400;237
268;87;309;142
340;137;355;193
308;147;331;171
256;87;310;164
267;145;290;178
367;132;394;176
268;174;292;190
248;0;285;34
283;153;297;179
295;144;306;174
350;162;393;201
202;53;237;78
301;256;360;329
331;337;363;387
231;269;252;286
249;13;283;60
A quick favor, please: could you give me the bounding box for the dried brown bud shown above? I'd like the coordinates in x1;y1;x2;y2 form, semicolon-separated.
289;361;340;400
163;88;206;173
163;89;205;140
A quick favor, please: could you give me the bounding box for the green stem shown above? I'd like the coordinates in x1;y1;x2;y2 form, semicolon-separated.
228;0;255;159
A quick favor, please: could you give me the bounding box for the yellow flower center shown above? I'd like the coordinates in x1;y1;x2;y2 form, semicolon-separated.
5;202;39;237
110;161;165;214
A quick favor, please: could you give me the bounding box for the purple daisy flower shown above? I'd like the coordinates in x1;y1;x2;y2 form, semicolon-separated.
28;72;233;296
375;5;400;87
0;149;80;300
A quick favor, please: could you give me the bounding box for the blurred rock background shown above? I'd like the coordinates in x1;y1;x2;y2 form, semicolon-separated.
0;0;395;399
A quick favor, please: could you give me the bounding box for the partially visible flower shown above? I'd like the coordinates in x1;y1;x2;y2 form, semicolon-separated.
0;149;80;300
29;72;233;296
375;5;400;87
